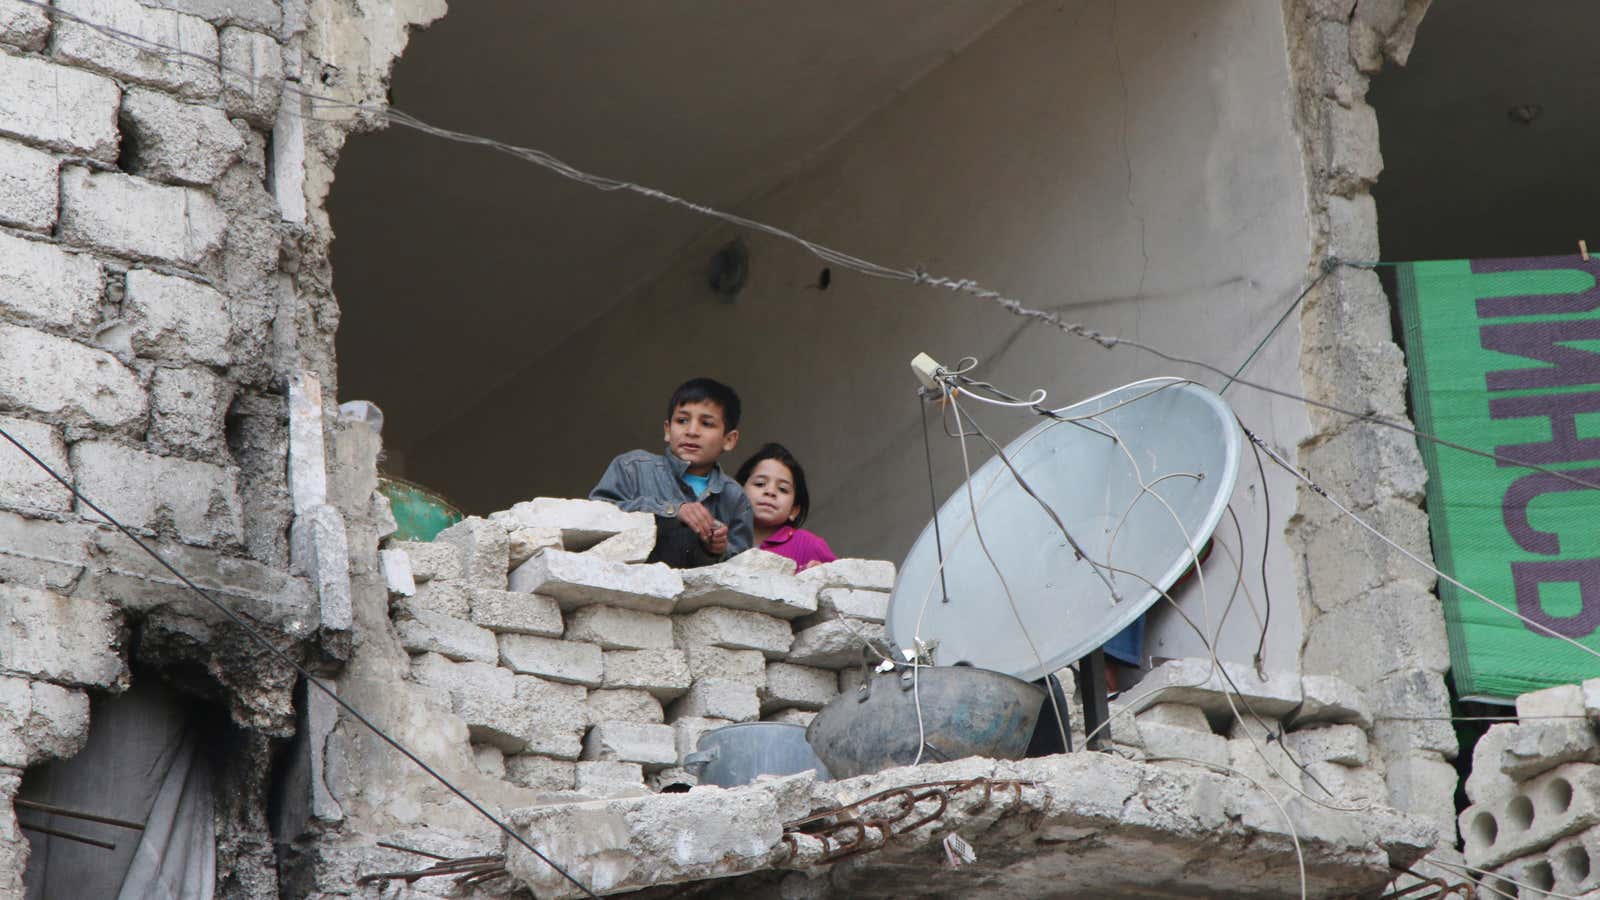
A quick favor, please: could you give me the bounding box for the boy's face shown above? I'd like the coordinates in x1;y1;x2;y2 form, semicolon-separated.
663;400;739;475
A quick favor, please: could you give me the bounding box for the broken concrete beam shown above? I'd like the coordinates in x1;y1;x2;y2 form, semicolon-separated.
435;516;510;589
668;678;760;723
1115;657;1304;720
576;760;648;799
1284;724;1369;767
1500;721;1600;781
379;547;416;597
395;610;498;664
1293;674;1373;730
0;584;127;688
584;527;655;564
581;722;676;770
586;689;664;725
600;649;692;700
0;676;90;767
493;498;654;551
507;526;563;569
505;755;577;792
509;550;682;614
797;558;895;591
468;588;563;637
674;562;818;619
1461;762;1600;869
564;605;674;650
498;634;603;687
390;540;464;582
1517;683;1586;720
1135;703;1212;733
686;645;767;682
672;715;733;762
675;607;793;659
761;663;838;713
783;618;888;669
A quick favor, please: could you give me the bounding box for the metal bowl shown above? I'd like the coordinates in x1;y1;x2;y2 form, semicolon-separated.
682;722;831;788
806;666;1046;778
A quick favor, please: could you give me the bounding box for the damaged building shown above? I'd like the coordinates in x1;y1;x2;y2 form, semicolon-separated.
3;0;1600;897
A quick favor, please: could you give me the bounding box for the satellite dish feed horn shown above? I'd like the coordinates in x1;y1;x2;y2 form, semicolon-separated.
885;378;1242;683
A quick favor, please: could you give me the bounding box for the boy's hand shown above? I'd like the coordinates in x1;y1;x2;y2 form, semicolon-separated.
677;502;716;539
705;520;729;556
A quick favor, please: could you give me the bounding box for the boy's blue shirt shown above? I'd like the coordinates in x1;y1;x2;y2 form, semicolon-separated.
589;449;754;559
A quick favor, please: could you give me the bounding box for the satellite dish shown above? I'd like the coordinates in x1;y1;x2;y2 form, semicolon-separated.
886;378;1241;683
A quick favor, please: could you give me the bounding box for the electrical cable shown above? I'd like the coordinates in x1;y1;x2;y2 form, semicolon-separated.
1218;261;1334;395
0;424;600;899
918;394;952;606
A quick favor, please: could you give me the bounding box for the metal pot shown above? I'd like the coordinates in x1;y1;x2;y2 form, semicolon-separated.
806;666;1046;778
682;722;831;788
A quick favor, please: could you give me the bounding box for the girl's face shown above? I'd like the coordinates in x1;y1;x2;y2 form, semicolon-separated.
743;458;799;530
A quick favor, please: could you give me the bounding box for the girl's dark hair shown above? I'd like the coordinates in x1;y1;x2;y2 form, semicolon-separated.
735;442;812;528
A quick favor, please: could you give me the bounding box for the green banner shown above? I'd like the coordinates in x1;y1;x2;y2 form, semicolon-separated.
1397;256;1600;699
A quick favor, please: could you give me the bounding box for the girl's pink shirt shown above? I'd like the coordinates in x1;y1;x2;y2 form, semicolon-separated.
759;525;837;571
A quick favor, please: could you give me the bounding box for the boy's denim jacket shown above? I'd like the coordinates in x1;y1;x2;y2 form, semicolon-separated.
589;449;754;559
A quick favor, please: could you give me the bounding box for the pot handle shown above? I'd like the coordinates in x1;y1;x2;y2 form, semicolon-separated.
683;745;719;774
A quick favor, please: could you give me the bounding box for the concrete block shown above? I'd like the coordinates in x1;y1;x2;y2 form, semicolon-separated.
507;526;562;568
518;675;594;760
765;708;817;727
391;540;462;582
379;548;416;596
0;53;120;159
72;440;242;544
124;269;231;365
582;722;676;770
1468;725;1518;806
1545;824;1600;898
676;562;818;619
586;689;663;725
1500;721;1600;781
1518;684;1586;720
143;0;281;30
54;0;221;97
0;0;50;50
676;607;793;659
1301;760;1387;804
399;579;469;619
1325;101;1383;192
584;526;654;563
761;662;837;713
291;503;350;632
1284;724;1369;767
395;609;497;664
285;370;325;517
0;676;91;766
474;744;506;779
220;26;282;125
1462;762;1600;869
601;648;692;700
1135;703;1211;733
120;88;244;186
576;760;647;798
494;498;654;551
1325;193;1379;262
564;605;673;650
1387;752;1460;846
668;678;760;722
61;168;227;266
1302;585;1450;686
411;654;586;757
435;516;509;589
0;138;56;232
1583;678;1600;720
0;416;72;513
0;230;101;331
1114;657;1304;720
685;645;766;682
797;558;895;591
504;755;576;792
469;588;562;637
1371;668;1458;760
510;549;682;614
725;548;800;574
1139;720;1229;770
498;634;603;687
150;366;233;456
0;584;126;688
1294;674;1374;730
0;323;145;427
671;715;732;762
784;618;887;668
805;588;889;626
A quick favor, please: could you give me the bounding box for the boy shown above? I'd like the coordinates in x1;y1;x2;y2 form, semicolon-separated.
589;378;755;568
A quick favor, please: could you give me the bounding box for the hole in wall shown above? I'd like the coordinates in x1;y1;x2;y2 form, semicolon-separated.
1506;794;1536;832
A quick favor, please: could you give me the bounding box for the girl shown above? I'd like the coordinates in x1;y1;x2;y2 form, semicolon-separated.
735;443;837;572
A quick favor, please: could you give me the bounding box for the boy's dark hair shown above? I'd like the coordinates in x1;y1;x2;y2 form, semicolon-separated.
666;378;741;429
735;442;812;528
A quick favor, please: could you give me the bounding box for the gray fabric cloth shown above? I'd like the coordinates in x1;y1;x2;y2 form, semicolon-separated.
21;682;215;900
589;449;754;562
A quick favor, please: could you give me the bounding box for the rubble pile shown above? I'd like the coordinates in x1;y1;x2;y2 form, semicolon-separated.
378;498;894;799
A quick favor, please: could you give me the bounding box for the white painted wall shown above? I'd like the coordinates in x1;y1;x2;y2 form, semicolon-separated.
417;0;1314;670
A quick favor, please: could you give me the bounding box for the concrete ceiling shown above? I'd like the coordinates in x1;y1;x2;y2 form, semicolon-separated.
1370;0;1600;262
329;1;1028;456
